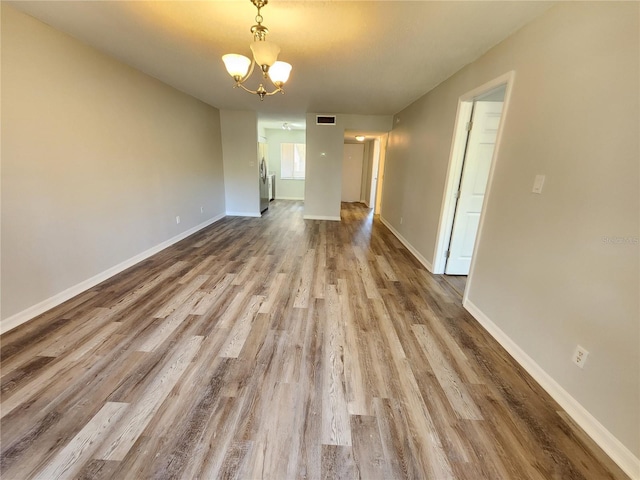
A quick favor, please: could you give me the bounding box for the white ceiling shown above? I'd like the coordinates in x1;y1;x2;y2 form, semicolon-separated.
8;1;554;123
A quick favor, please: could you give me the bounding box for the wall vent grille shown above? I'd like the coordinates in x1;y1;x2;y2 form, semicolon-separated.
316;115;337;125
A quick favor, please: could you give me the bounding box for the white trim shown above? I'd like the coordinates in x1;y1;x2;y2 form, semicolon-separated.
464;299;640;480
303;215;341;221
433;71;516;274
0;213;226;335
225;211;261;217
380;216;433;272
275;196;304;201
432;101;473;274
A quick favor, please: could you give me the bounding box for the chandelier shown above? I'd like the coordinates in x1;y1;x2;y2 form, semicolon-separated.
222;0;292;101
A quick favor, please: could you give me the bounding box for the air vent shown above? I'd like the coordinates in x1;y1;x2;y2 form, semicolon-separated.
316;115;336;125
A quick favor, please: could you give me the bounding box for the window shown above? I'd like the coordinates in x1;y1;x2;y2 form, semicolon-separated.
281;143;306;180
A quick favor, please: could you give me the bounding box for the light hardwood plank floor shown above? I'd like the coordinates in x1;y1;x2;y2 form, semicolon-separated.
0;201;629;479
442;275;466;296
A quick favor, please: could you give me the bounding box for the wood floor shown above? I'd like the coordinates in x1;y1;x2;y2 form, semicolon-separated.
442;275;467;296
0;201;628;480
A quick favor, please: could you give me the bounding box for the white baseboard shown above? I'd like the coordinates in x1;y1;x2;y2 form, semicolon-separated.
380;216;434;272
464;299;640;480
275;196;304;201
0;213;226;335
303;215;341;221
225;211;261;217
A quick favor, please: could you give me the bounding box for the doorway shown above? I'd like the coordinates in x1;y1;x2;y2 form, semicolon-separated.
342;131;389;212
432;72;514;294
446;94;504;274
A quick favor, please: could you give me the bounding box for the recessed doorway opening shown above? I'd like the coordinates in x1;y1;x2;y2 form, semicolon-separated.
343;130;389;216
433;72;515;298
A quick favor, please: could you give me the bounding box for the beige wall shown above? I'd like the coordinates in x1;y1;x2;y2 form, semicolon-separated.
265;128;306;200
1;5;226;323
382;1;639;460
304;114;346;220
220;110;259;216
341;143;365;203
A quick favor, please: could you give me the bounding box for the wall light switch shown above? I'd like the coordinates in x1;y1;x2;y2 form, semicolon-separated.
532;174;546;194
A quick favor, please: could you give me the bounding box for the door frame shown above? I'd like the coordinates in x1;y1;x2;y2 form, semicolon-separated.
432;72;515;283
374;133;389;214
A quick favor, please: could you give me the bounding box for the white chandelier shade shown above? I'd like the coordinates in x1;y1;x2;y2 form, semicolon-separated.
250;40;280;69
222;54;252;79
268;61;292;84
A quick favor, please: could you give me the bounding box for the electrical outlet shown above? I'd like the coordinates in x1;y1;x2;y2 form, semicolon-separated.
572;345;589;368
400;216;403;225
200;206;204;214
176;216;180;225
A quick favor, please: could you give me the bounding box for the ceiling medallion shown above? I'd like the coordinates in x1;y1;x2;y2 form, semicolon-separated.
222;0;292;101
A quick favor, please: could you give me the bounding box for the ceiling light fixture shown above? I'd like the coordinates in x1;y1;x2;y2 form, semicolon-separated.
222;0;292;101
355;135;366;142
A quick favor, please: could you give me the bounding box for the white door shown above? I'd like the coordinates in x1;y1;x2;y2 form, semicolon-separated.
342;143;365;202
375;134;388;214
369;139;381;207
445;101;503;275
